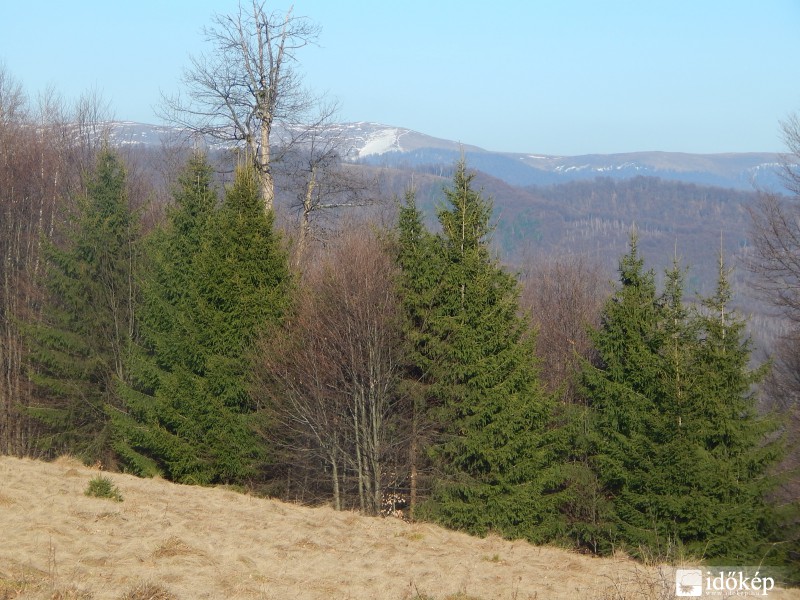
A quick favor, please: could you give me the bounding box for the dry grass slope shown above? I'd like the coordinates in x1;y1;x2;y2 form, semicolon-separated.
0;456;797;600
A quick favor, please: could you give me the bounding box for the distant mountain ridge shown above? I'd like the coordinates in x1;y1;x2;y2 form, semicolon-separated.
105;121;785;192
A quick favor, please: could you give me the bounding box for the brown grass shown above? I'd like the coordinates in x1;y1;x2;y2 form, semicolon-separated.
1;455;797;600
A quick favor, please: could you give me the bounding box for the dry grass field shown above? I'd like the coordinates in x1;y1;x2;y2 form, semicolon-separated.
0;455;796;600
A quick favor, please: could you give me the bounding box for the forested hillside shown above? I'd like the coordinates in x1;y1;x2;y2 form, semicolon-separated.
1;0;799;587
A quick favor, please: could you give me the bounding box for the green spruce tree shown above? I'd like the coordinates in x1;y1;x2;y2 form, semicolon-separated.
399;162;563;541
686;254;782;561
579;233;666;552
395;190;445;517
113;153;217;477
114;159;290;484
582;237;784;561
27;149;139;463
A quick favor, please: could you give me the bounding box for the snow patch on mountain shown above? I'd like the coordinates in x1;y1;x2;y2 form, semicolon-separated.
554;162;646;174
358;128;404;157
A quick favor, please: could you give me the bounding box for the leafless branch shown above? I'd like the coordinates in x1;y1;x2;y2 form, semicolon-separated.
158;1;322;212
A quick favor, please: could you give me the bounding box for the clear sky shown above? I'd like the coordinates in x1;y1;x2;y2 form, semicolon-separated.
1;1;799;155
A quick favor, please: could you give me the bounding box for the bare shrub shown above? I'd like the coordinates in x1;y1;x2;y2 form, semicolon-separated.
520;254;609;403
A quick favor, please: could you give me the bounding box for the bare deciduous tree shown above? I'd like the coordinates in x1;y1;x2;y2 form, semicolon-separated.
0;66;25;125
748;115;800;322
0;70;75;456
279;114;377;268
520;254;608;404
747;113;800;507
160;1;321;213
0;68;143;459
254;229;404;513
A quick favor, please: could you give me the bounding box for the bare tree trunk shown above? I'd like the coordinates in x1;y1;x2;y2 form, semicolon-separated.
353;385;366;512
295;165;316;268
259;112;274;212
409;402;418;519
369;352;383;514
330;452;341;511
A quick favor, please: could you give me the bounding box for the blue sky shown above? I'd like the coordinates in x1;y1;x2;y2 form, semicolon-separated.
1;1;799;155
